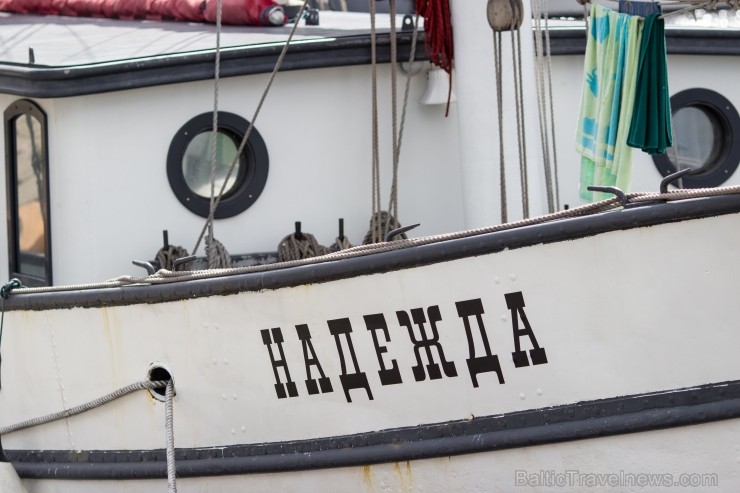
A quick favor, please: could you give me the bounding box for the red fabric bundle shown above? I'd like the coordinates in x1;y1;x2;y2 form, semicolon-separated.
0;0;284;25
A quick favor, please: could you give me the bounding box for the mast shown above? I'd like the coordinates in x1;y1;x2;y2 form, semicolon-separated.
450;0;546;228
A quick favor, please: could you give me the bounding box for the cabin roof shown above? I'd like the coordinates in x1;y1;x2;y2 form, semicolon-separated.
0;10;424;97
0;9;738;98
0;11;405;67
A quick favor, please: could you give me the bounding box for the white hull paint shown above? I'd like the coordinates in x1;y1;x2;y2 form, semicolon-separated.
1;201;740;490
0;5;739;492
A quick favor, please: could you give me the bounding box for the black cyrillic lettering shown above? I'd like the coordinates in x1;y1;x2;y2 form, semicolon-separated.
364;313;402;385
505;291;548;367
455;298;504;387
327;318;373;402
261;327;298;399
397;306;457;381
295;324;333;395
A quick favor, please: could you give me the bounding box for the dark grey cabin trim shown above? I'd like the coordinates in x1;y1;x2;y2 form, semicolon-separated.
4;193;740;312
1;25;737;98
7;380;740;479
0;33;427;98
547;27;740;56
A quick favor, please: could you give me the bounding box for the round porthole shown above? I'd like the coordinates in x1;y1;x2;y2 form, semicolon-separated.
167;112;268;218
652;88;740;188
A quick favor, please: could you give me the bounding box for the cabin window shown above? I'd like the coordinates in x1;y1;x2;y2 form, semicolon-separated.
167;112;268;219
652;88;740;188
4;100;52;286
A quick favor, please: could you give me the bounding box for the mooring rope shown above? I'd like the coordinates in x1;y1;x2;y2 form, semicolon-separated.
0;380;168;436
165;380;177;493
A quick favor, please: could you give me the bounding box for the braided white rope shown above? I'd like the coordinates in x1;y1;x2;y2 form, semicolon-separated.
12;186;740;294
0;380;167;436
165;380;177;493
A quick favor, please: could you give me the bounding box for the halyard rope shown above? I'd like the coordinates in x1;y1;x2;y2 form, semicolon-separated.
9;186;740;294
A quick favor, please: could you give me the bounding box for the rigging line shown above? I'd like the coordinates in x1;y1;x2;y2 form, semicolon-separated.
388;0;399;228
494;30;508;223
192;0;310;256
386;13;421;221
531;0;555;213
207;0;223;269
370;0;381;243
512;28;529;218
543;0;560;209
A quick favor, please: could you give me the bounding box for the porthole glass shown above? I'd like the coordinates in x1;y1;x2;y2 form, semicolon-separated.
666;106;722;172
167;112;268;219
653;88;740;189
181;131;244;199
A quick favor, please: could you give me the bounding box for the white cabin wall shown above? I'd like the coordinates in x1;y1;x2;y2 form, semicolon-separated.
43;63;461;285
451;0;547;229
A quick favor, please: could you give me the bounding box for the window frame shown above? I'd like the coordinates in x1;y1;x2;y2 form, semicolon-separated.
652;88;740;189
4;99;52;287
167;112;269;219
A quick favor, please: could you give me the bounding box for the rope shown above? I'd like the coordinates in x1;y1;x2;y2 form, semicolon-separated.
512;28;529;218
165;380;177;493
192;0;311;256
276;232;330;262
363;210;404;244
0;380;167;436
330;235;353;252
205;236;232;269
387;13;422;228
10;186;740;294
531;0;555;213
415;0;454;74
493;31;507;223
543;2;560;210
370;0;381;243
206;0;224;270
156;245;190;272
389;0;399;224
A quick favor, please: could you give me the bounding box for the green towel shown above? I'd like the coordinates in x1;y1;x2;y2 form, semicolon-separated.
627;12;672;154
576;4;640;201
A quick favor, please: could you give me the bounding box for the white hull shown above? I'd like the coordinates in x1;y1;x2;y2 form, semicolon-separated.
1;4;739;492
1;195;740;490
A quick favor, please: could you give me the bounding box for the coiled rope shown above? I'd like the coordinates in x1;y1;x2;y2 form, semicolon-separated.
156;245;190;272
277;232;330;262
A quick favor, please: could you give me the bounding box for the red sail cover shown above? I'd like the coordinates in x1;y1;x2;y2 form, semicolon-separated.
0;0;285;26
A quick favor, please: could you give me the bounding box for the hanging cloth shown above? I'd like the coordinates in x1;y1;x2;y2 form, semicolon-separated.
627;12;672;155
576;4;639;201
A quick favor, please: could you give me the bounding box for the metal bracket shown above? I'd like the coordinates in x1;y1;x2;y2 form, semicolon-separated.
385;223;420;242
587;186;629;207
660;168;694;194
